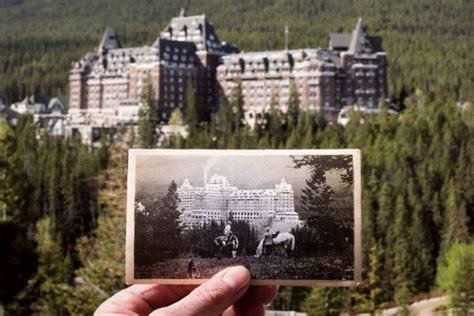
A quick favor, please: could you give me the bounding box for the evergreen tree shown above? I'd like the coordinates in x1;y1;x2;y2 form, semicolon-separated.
376;182;393;242
390;195;413;303
368;241;386;308
29;218;73;315
169;107;184;126
436;242;474;314
287;81;300;130
0;220;37;314
285;128;300;149
303;129;314;149
409;200;435;293
184;81;199;133
230;81;245;147
215;99;233;148
137;101;157;148
301;287;351;316
154;181;181;256
441;182;471;252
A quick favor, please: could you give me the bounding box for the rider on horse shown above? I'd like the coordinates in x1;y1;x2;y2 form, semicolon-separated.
215;222;239;259
224;221;232;238
262;227;280;256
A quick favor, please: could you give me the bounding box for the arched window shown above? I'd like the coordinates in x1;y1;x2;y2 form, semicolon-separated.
168;26;173;37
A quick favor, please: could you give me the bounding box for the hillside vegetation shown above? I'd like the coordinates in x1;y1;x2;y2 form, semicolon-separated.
0;0;473;103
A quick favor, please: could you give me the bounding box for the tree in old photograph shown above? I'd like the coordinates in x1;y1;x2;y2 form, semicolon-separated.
291;155;354;257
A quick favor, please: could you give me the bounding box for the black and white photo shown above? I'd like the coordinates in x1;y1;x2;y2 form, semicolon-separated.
126;149;361;286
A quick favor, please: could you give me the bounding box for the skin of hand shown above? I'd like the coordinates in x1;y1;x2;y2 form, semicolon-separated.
95;266;278;316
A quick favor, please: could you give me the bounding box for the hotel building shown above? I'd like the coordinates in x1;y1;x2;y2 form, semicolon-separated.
177;174;301;229
68;10;387;138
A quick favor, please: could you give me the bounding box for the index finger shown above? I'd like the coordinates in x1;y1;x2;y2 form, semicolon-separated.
95;284;197;315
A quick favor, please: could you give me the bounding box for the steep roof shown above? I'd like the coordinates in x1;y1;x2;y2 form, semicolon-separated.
157;12;238;55
98;27;122;52
349;17;363;53
47;97;68;114
329;32;351;50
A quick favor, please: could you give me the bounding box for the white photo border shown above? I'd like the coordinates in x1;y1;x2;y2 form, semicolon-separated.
126;149;362;287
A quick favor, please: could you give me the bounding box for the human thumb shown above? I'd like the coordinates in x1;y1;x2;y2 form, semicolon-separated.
153;266;251;316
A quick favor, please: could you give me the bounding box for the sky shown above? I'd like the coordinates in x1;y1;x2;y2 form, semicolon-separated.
135;153;345;197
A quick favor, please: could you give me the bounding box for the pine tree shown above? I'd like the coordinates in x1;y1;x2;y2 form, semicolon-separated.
137;101;157;148
287;81;300;130
230;81;245;147
184;81;199;133
299;110;314;148
409;200;435;293
441;182;470;252
368;241;386;309
436;242;474;313
29;218;74;315
169;107;184;126
285;128;300;149
47;139;63;230
154;181;181;256
127;124;136;148
96;131;110;169
301;287;351;316
376;182;393;242
215;99;233;148
391;195;413;303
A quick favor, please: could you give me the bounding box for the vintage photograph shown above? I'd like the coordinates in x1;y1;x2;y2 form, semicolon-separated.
126;149;361;286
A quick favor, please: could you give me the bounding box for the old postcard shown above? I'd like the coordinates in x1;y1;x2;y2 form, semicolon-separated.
126;149;361;286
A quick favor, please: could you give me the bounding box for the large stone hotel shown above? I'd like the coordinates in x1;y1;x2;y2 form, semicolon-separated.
177;174;301;230
68;9;386;137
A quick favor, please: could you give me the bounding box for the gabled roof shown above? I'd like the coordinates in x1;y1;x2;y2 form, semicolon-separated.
329;32;351;50
98;27;122;53
47;98;68;114
157;12;238;55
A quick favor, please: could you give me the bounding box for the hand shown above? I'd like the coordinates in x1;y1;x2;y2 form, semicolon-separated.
95;266;278;315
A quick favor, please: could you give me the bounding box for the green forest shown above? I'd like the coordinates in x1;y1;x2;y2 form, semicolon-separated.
0;0;473;315
0;0;473;104
1;85;473;314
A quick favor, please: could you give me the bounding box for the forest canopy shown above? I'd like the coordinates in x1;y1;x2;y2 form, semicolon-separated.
0;0;473;104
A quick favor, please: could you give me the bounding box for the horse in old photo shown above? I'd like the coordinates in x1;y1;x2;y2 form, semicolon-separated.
214;233;239;259
255;232;295;258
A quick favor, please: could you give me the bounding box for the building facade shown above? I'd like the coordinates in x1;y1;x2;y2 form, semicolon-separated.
68;9;238;140
217;18;387;124
69;12;386;134
177;174;301;229
10;96;68;136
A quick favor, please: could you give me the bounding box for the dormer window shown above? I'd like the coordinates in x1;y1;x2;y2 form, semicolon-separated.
183;25;188;38
168;26;173;37
239;58;245;73
263;58;269;72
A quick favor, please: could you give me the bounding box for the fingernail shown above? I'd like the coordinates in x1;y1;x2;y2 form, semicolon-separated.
222;266;250;290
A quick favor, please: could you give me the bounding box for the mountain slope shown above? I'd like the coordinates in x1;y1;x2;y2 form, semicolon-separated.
0;0;472;103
